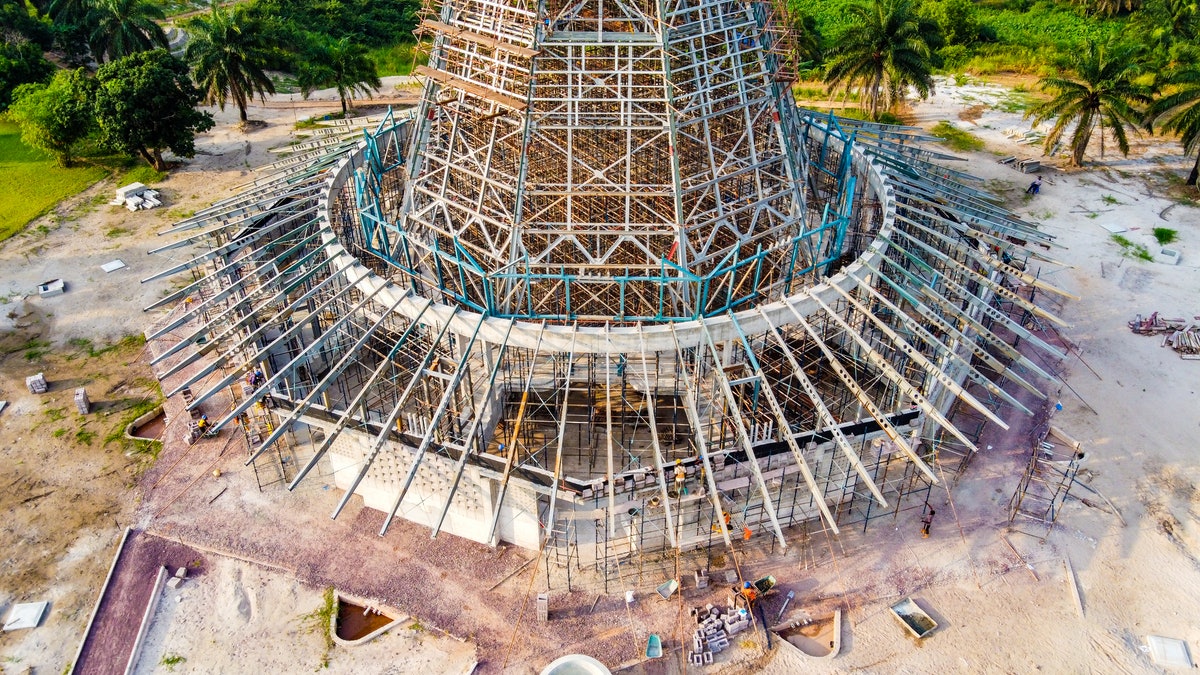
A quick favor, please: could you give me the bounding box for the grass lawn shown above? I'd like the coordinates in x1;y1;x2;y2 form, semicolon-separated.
0;121;108;243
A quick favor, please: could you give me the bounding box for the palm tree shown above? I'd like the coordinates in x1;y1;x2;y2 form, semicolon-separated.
1026;41;1153;167
185;2;277;125
1148;60;1200;185
86;0;168;62
823;0;938;120
299;37;381;116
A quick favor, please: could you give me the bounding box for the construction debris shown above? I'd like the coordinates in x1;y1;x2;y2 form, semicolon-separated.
111;183;163;210
1129;312;1200;359
37;279;65;297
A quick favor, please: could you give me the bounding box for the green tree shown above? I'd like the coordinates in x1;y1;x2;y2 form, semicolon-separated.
921;0;980;46
86;0;168;63
1026;41;1152;166
7;68;96;166
95;50;214;171
782;5;824;67
824;0;939;120
0;38;54;110
185;3;277;125
298;37;381;116
1148;60;1200;185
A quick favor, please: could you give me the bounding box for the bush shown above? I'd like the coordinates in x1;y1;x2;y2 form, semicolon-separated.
932;121;986;151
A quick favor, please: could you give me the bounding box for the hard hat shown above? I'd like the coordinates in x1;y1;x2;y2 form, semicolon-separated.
743;581;752;588
675;459;682;464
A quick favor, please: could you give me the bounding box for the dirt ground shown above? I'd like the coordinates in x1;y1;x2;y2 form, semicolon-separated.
0;75;1197;674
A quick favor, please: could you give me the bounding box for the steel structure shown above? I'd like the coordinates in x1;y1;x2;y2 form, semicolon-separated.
146;0;1075;566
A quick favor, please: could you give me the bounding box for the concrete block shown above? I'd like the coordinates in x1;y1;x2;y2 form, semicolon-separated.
26;373;48;394
537;593;548;623
724;570;738;584
175;567;187;579
703;651;713;664
689;652;704;666
74;388;90;415
166;577;182;589
37;279;64;297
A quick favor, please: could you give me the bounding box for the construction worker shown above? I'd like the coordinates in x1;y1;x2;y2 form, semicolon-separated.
196;414;209;432
673;459;686;494
741;581;758;605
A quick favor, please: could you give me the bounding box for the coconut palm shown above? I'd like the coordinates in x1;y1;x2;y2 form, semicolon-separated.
823;0;938;120
1026;41;1153;167
185;2;277;125
86;0;168;62
298;37;381;116
1148;61;1200;184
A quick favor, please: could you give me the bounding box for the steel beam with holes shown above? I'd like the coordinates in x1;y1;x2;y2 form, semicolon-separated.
669;324;737;553
170;267;368;403
737;311;842;533
286;301;435;490
211;282;394;431
150;238;336;365
696;320;788;549
140;207;318;283
243;291;414;465
636;328;678;549
879;241;1067;361
331;315;458;520
486;322;549;545
758;313;890;506
143;227;327;314
603;327;618;538
432;319;517;538
379;313;487;535
787;296;980;456
829;280;1031;415
861;260;1054;390
546;329;579;547
807;289;1006;429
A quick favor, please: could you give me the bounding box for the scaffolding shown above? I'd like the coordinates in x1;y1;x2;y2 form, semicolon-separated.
145;0;1079;565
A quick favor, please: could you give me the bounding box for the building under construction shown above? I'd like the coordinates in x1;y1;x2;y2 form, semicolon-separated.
144;0;1073;570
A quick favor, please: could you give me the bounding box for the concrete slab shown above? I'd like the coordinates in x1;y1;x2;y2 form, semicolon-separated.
1147;635;1192;668
1099;223;1127;234
4;601;48;631
101;260;127;273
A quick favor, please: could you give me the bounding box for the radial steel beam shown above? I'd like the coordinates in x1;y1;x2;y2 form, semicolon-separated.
286;298;435;490
669;324;736;553
859;259;1051;389
636;328;678;550
432;318;517;538
332;314;458;520
379;312;488;535
546;329;579;546
486;321;549;546
243;291;414;465
829;280;1032;415
737;311;842;534
758;314;889;506
696;320;788;549
807;289;1006;429
786;296;979;457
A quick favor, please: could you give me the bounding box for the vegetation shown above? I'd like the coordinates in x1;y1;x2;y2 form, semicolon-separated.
185;2;277;124
1111;233;1153;260
94;50;215;171
1147;58;1200;184
1026;40;1152;165
824;0;939;119
6;69;97;167
298;37;381;115
0;121;106;242
300;587;336;669
1152;227;1178;244
85;0;169;63
932;120;986;150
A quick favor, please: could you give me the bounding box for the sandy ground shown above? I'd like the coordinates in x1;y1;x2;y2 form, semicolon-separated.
130;556;477;675
0;74;1197;674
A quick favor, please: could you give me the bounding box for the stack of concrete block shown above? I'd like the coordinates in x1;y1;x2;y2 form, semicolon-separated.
693;608;730;654
723;608;750;635
694;568;709;589
74;387;90;414
536;593;548;623
26;373;47;394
